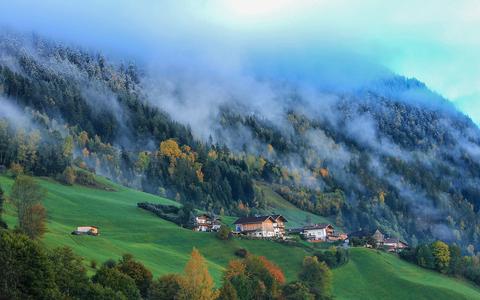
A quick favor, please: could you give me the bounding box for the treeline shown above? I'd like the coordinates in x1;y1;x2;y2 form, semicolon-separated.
136;202;196;228
0;116;71;177
0;110;258;214
0;227;335;300
400;240;480;286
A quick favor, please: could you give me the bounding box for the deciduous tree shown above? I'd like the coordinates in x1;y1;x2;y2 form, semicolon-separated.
11;175;47;239
0;230;59;299
117;253;153;298
431;240;451;273
148;274;183;300
299;256;332;300
92;264;141;300
178;248;217;300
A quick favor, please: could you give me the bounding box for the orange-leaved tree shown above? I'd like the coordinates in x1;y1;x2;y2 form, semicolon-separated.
179;248;218;300
259;256;286;285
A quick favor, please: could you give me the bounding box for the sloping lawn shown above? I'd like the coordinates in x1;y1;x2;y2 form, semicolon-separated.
0;176;308;284
333;247;480;300
3;175;480;299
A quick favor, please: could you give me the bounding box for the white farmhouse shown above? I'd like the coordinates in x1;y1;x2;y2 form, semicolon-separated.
301;224;334;241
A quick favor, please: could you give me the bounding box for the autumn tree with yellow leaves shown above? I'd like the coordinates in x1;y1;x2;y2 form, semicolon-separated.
179;248;218;300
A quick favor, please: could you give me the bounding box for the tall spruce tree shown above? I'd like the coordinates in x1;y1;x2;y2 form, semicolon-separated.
0;185;6;228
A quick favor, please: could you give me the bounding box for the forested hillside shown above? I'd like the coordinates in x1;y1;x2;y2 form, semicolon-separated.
1;31;480;251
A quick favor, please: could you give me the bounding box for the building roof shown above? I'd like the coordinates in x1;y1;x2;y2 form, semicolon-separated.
271;215;288;222
196;213;212;219
196;214;221;220
302;223;334;231
384;238;408;246
383;238;399;243
234;216;274;225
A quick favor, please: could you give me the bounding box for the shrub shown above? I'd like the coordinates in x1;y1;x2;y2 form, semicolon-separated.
91;260;98;269
314;247;349;269
216;225;232;240
61;166;76;185
75;169;97;186
234;248;249;258
9;162;24;178
283;281;314;300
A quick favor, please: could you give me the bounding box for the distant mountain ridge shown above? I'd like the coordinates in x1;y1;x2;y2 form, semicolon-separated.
1;31;480;250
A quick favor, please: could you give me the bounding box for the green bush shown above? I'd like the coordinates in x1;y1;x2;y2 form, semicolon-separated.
216;225;232;240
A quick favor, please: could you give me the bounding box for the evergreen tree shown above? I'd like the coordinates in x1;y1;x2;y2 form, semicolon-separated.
448;244;463;276
416;244;435;269
0;185;7;228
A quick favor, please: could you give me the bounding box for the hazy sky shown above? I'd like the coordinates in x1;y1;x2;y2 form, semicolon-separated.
1;0;479;123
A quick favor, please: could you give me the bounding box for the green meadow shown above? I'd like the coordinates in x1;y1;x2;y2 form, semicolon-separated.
333;248;480;300
2;175;480;299
0;175;308;283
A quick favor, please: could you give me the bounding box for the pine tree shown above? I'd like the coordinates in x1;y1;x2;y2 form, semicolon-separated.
0;185;7;228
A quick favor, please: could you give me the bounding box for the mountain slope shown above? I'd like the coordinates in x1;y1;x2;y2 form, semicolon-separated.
255;181;333;228
2;175;480;298
1;32;480;250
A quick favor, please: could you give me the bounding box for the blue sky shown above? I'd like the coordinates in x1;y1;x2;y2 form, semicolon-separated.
0;0;479;123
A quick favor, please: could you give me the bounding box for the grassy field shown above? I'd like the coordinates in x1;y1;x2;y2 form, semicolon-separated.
0;175;309;283
256;181;333;228
333;247;480;300
2;175;480;299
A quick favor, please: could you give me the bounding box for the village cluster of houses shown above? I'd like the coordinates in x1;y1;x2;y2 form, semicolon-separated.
71;216;407;253
289;223;348;242
193;214;222;232
191;214;409;253
233;215;288;238
192;213;348;243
